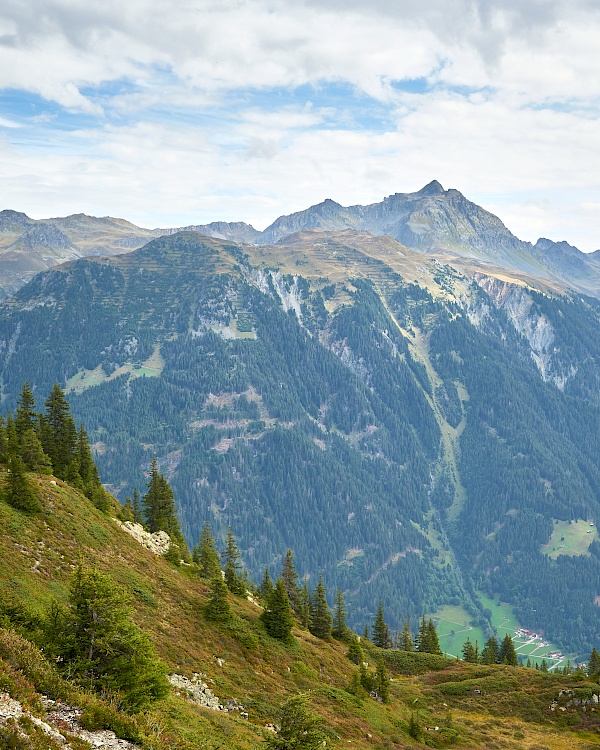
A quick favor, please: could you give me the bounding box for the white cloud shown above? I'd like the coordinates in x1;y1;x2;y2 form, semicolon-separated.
0;0;599;249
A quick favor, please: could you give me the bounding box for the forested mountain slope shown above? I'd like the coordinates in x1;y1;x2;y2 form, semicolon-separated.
0;230;599;658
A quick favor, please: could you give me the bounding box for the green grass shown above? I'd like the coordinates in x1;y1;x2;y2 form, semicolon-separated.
541;519;598;559
477;592;575;669
426;605;488;659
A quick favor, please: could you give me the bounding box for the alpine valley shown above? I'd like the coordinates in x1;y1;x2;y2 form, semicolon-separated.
1;181;600;666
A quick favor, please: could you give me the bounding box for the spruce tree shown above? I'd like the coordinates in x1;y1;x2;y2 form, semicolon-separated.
426;618;442;655
346;637;364;665
540;659;549;672
15;382;37;439
481;636;500;664
143;458;189;560
259;568;275;602
298;578;311;629
372;599;390;648
20;429;52;473
309;575;331;640
194;521;222;579
374;659;390;703
588;647;600;677
132;488;143;525
223;526;246;595
332;588;349;640
41;384;78;479
399;616;413;651
5;453;41;513
462;638;478;663
498;634;518;666
46;565;169;710
267;694;326;750
281;549;300;612
204;573;232;623
261;577;294;642
120;496;135;522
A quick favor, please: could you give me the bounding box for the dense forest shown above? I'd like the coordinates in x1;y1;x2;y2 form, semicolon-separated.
0;232;599;657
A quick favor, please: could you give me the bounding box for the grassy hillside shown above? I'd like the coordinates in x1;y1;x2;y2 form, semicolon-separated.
1;472;599;749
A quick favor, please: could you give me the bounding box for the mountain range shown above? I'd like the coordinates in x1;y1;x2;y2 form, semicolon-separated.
2;181;600;300
0;214;599;661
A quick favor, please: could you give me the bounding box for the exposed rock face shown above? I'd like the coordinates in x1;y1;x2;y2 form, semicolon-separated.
476;276;576;389
168;674;248;718
115;520;170;555
13;223;74;253
0;693;140;748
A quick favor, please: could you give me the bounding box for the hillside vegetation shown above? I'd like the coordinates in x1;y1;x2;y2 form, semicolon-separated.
1;469;600;750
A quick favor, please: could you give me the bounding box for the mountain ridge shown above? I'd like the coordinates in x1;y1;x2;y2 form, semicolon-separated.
2;182;599;300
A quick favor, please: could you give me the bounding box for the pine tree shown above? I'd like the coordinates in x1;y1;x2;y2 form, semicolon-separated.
204;573;232;624
540;659;549;672
415;616;441;654
526;658;532;668
267;694;326;750
5;453;42;513
481;636;500;664
132;488;143;525
372;599;390;648
120;496;135;522
399;616;413;652
309;575;332;640
261;577;294;642
374;659;390;703
194;521;221;579
143;459;189;561
332;588;349;640
588;648;600;677
346;637;364;665
19;429;52;473
462;638;478;663
298;578;311;629
223;526;246;595
15;382;37;439
46;565;169;710
41;384;78;479
281;549;300;612
259;568;275;602
498;634;518;666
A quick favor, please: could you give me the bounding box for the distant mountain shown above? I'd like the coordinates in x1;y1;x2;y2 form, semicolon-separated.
1;229;599;658
2;182;599;300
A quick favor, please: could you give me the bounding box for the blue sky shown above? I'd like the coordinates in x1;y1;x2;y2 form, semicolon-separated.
1;0;600;250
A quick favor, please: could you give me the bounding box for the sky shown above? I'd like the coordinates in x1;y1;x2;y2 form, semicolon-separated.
0;0;599;250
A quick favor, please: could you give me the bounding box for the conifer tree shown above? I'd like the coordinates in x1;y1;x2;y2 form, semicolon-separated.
372;599;390;648
121;496;135;522
267;694;326;750
261;577;294;642
41;384;78;479
20;429;52;473
399;616;413;651
540;659;548;672
426;618;442;655
332;588;349;640
45;565;169;710
499;634;518;666
481;636;500;664
5;453;41;513
259;568;275;602
194;521;221;579
346;637;364;665
204;573;232;623
462;638;478;663
526;658;532;668
298;578;311;629
223;526;247;595
15;382;37;439
415;616;442;654
143;458;189;560
374;659;390;703
0;416;7;462
132;488;143;524
281;549;300;613
309;575;332;640
588;647;600;677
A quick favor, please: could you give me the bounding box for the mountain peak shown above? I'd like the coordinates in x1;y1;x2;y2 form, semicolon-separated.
416;180;445;196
